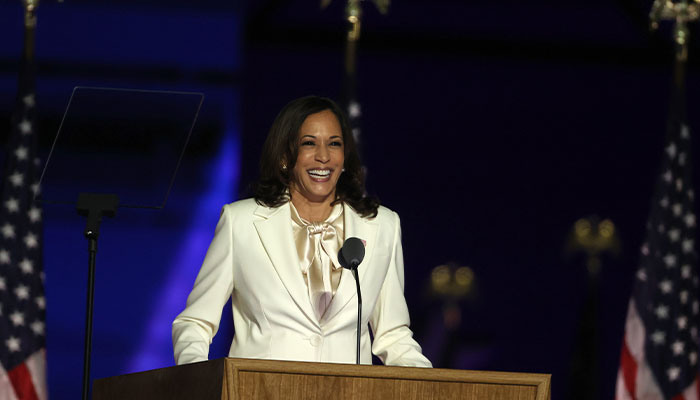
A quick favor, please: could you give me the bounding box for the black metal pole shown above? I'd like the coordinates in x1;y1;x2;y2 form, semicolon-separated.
351;268;362;365
76;193;118;400
82;237;98;400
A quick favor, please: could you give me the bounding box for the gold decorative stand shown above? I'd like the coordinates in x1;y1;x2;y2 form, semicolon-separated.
92;357;550;400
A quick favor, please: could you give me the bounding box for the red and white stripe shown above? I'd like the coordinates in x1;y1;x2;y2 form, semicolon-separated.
0;350;47;400
616;300;700;400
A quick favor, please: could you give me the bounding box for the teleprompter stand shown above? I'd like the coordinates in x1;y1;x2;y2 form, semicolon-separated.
76;193;118;400
37;87;204;400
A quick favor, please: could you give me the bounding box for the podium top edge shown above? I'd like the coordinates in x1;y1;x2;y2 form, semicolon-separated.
220;357;551;386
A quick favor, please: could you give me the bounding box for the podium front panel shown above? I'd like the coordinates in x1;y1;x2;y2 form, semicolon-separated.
93;357;550;400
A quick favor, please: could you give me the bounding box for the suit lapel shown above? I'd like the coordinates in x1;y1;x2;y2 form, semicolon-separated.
253;203;319;327
322;204;378;323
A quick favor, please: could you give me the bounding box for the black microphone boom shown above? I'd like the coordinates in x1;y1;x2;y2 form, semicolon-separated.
338;237;365;365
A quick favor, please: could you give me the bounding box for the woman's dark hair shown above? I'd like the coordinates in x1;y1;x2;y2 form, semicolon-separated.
253;95;379;218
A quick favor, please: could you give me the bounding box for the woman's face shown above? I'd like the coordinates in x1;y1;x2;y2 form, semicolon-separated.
289;109;345;205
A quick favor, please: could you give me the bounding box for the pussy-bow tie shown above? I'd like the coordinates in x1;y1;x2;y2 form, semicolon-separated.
291;204;344;322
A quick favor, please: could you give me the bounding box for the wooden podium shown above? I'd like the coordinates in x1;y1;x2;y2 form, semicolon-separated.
93;358;550;400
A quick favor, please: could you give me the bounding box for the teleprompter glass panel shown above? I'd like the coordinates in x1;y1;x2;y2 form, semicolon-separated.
37;86;204;208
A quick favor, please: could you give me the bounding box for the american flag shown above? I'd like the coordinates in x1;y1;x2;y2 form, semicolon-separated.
0;52;47;399
615;77;700;399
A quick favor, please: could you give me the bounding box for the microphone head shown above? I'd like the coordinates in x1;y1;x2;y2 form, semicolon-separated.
339;237;365;269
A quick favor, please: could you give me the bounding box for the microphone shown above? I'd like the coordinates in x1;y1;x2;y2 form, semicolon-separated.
339;237;365;270
338;237;365;365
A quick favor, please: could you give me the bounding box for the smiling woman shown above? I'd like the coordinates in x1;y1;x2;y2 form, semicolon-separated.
290;109;345;220
171;96;431;367
254;95;378;218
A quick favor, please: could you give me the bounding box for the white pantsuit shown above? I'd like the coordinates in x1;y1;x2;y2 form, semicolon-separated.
172;198;431;367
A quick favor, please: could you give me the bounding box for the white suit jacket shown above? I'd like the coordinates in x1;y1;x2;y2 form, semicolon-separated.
172;198;431;367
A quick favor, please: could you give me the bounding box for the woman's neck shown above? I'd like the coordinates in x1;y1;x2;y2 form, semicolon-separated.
290;194;334;222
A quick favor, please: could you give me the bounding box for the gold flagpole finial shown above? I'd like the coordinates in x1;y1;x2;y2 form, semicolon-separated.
320;0;391;41
346;0;362;41
650;0;699;61
22;0;39;28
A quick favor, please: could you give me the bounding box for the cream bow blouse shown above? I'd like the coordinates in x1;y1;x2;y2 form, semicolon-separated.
289;202;344;322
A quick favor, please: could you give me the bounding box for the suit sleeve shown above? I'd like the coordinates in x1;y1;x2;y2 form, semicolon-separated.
172;205;235;365
369;211;432;367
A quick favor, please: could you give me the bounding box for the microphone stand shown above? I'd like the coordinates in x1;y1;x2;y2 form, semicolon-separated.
340;237;365;365
350;265;362;365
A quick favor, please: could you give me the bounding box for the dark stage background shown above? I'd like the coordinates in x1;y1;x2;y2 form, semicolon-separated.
1;0;699;398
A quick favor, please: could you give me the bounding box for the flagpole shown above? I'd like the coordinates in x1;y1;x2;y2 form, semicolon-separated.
322;0;389;153
649;0;694;141
344;1;361;80
650;0;697;86
343;0;362;159
672;14;689;93
22;0;38;61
